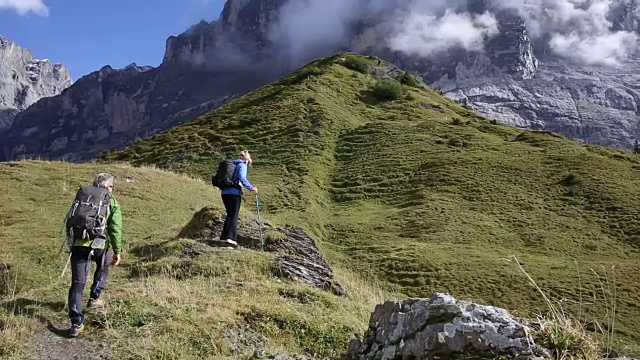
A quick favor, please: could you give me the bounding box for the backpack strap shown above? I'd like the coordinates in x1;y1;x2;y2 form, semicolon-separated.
105;198;112;251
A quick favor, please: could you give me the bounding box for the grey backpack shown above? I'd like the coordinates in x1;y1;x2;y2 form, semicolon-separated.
65;186;111;248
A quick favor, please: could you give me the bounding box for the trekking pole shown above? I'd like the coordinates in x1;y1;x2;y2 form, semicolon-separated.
60;253;72;279
256;194;265;251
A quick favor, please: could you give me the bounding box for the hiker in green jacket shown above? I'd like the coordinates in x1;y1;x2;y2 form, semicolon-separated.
65;173;123;337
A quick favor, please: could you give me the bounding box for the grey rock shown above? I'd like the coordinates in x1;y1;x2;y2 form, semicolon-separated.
0;35;71;131
177;206;347;296
346;293;537;360
272;228;347;297
223;323;267;357
268;355;312;360
437;59;640;150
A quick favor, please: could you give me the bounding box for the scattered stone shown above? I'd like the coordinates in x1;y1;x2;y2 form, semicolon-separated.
346;293;541;360
178;206;347;296
420;103;443;111
267;355;312;360
223;323;267;357
370;62;428;89
115;175;136;183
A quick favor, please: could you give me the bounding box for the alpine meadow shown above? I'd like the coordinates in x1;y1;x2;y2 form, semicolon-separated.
1;53;639;359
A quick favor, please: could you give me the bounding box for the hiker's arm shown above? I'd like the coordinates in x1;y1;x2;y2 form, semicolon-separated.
108;200;123;255
238;163;255;191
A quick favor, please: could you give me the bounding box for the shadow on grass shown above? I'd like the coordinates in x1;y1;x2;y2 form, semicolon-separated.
1;298;74;338
358;90;386;107
128;240;174;262
1;297;66;317
36;315;73;339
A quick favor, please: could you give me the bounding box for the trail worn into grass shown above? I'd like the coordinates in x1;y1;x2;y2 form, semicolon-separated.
0;161;382;359
29;321;110;360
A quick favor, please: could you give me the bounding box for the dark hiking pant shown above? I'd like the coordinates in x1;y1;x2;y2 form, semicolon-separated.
68;246;112;326
221;194;242;241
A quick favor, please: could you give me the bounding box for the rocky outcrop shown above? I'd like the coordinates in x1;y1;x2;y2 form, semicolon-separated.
346;293;542;360
272;228;347;297
0;35;71;131
178;206;346;296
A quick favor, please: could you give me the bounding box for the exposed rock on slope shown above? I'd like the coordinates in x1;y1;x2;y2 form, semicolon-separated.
4;0;640;160
1;63;272;161
178;206;346;296
0;35;71;131
346;293;542;360
440;60;640;149
136;0;640;152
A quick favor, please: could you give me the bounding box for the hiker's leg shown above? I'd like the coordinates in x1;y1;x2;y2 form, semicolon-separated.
68;247;90;325
90;248;112;300
221;194;235;240
227;195;242;241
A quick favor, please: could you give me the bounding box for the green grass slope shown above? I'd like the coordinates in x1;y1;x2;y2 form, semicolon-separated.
100;53;640;352
0;161;382;359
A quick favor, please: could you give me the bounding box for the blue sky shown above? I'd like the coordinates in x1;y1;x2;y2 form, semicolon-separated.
0;0;226;81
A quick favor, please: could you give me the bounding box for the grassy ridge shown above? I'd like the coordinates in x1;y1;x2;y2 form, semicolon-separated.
99;53;640;350
0;161;382;359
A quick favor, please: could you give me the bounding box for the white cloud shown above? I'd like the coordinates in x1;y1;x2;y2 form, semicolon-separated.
269;0;358;61
389;9;499;57
0;0;49;16
492;0;639;66
267;0;638;67
270;0;500;63
549;31;638;66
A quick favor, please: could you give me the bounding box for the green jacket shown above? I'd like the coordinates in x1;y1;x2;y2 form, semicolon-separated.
73;197;123;254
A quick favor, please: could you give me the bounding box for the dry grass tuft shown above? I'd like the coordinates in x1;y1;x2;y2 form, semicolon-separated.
514;255;616;360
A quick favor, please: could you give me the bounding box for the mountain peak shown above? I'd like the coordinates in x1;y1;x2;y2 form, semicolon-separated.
0;35;72;131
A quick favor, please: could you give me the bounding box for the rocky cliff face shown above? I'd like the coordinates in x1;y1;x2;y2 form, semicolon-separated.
443;60;640;148
3;0;640;161
1;1;288;162
158;0;640;151
0;36;71;131
2;62;276;161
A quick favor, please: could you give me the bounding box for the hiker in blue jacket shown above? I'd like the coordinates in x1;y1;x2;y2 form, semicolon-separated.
220;150;257;246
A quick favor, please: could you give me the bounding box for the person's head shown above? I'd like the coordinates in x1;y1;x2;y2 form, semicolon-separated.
240;150;252;166
93;173;115;193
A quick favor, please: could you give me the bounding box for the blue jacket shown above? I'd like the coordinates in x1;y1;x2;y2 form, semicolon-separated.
221;159;254;196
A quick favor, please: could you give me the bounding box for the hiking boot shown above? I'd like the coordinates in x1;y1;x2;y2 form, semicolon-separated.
87;298;105;309
224;239;238;247
69;323;84;338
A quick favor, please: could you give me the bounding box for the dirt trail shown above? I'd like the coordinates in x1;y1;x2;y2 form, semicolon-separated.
28;319;110;360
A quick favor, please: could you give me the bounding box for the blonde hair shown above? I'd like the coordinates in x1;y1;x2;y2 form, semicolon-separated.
241;150;252;166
